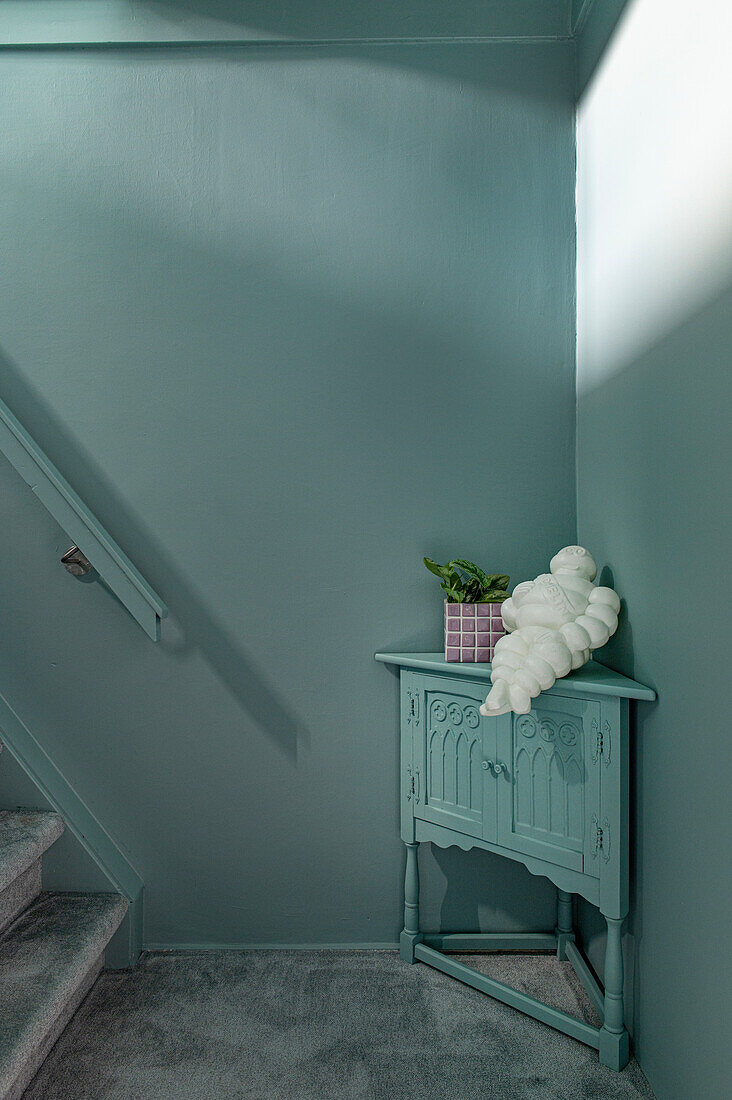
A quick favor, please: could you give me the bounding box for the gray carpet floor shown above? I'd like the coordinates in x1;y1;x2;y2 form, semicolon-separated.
23;950;655;1099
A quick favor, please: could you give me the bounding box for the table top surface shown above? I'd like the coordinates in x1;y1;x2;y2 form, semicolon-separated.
374;653;656;701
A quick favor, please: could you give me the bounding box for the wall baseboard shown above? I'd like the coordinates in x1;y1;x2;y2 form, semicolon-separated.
145;941;400;953
0;690;143;967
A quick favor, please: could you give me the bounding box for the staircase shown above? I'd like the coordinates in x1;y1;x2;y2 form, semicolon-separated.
0;789;128;1098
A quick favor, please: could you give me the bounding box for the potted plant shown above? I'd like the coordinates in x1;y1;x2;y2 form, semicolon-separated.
424;558;511;662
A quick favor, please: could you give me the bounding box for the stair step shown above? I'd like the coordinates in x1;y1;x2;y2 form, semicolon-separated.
0;812;65;936
0;811;65;894
0;892;128;1100
0;861;42;938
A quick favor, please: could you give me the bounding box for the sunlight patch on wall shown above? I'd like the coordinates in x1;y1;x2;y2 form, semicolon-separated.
577;0;732;392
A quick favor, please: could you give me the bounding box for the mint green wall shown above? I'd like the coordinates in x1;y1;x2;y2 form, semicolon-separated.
576;286;731;1098
576;2;731;1093
0;40;576;946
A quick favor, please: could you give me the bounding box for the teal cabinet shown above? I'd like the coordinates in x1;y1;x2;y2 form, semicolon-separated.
408;675;488;840
381;652;655;1071
495;694;600;874
406;672;600;874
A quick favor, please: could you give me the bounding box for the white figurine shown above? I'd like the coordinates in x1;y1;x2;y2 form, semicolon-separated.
480;546;620;717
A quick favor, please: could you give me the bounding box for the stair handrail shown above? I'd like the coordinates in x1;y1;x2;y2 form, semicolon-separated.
0;395;167;640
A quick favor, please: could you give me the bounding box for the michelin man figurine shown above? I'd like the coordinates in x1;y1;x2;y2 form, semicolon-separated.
480;546;620;717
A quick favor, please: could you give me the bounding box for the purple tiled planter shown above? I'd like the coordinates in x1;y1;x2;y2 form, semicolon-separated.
444;600;506;662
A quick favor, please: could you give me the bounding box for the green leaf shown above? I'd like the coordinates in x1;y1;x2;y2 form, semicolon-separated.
448;559;491;589
463;577;482;602
479;589;510;603
483;574;510;591
440;571;463;595
427;556;508;603
424;557;452;581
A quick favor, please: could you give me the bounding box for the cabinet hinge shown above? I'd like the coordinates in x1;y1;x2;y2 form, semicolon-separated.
591;814;611;862
406;766;421;804
592;719;611;766
407;691;419;725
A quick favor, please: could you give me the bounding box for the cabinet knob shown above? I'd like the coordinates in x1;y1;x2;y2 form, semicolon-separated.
483;759;507;776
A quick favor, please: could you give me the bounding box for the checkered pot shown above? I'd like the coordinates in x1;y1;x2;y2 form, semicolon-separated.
444;600;507;662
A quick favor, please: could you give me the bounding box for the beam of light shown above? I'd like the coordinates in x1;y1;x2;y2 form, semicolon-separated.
577;0;732;391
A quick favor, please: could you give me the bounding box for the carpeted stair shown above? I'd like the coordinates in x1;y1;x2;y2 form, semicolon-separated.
0;799;128;1099
0;811;65;935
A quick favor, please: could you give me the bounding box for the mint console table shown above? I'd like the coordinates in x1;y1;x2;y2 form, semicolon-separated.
375;653;655;1071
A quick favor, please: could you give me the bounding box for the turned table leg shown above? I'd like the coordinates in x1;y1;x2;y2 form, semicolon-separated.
400;841;422;963
556;890;574;961
599;914;630;1070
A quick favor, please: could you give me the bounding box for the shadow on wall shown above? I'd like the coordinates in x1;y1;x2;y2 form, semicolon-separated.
597;566;634;680
431;845;555;934
0;180;533;759
186;39;576;101
0;349;307;759
575;0;634;99
0;45;575;743
124;1;570;54
0;42;576;945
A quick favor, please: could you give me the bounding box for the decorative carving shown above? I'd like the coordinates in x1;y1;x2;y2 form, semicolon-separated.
517;714;537;738
430;697;485;729
427;700;482;813
424;827;589;895
464;706;480;729
431;700;447;723
539;718;556;742
558;721;578;746
513;707;584;843
448;703;463;725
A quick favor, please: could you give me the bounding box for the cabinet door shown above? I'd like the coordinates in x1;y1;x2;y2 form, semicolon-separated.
495;693;599;872
411;674;494;841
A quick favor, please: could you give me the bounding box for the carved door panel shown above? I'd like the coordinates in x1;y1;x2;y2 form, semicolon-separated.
411;675;495;841
495;693;599;872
